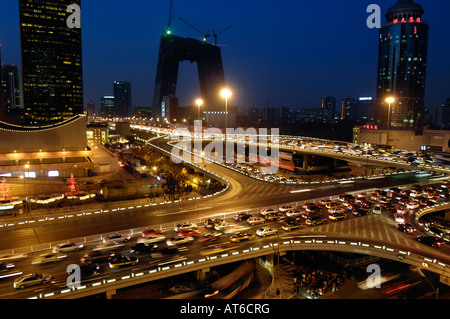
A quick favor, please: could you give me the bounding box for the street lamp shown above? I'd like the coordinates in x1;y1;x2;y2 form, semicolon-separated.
195;99;203;121
221;89;232;135
385;97;395;145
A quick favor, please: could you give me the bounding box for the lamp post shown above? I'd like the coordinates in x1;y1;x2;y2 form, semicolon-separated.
196;99;203;121
221;89;232;138
385;97;395;145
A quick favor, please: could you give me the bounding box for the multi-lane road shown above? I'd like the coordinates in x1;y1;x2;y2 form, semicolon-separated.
0;134;449;299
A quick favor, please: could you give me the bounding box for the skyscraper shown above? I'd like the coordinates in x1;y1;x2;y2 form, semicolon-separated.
375;0;428;132
19;0;83;124
101;96;115;118
113;81;131;117
321;96;336;121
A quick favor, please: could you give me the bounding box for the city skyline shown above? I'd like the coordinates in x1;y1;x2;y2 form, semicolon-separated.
0;0;449;113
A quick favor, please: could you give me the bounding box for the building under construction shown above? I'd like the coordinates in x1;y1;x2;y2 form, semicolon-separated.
152;31;226;119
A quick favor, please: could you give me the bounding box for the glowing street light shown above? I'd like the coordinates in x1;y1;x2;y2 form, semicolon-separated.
221;89;232;131
385;97;395;130
385;97;395;145
196;99;203;120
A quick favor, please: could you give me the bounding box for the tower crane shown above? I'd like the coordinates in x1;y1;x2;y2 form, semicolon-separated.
179;17;210;43
213;25;232;46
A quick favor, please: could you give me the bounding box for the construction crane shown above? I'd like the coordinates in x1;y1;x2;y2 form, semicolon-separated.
166;0;175;34
213;25;232;46
179;17;210;43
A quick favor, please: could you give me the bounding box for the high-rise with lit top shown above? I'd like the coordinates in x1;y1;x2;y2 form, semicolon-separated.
375;0;428;131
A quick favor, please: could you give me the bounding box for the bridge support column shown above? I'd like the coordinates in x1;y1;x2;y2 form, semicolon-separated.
196;267;210;282
303;155;309;171
106;289;116;299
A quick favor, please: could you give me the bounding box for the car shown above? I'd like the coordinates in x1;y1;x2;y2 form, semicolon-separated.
233;212;252;221
256;227;278;237
198;232;222;243
247;216;265;225
279;205;294;212
406;201;420;210
264;212;281;221
109;255;139;269
141;228;164;237
151;247;179;258
178;229;201;237
137;234;166;244
224;225;251;234
328;207;346;214
229;232;254;242
353;208;369;217
259;208;277;216
428;226;447;237
166;236;195;246
305;216;326;226
204;218;222;229
169;284;194;294
329;212;347;221
93;241;124;251
214;221;231;231
174;222;197;232
14;273;52;289
318;198;333;206
129;243;157;254
69;263;102;278
52;242;84;253
373;205;382;214
285;209;303;217
282;221;302;231
103;233;131;244
31;253;67;265
397;223;416;234
394;213;405;223
417;236;446;248
200;243;236;256
80;251;115;264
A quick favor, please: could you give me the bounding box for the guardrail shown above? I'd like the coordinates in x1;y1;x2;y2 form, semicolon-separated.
42;234;450;300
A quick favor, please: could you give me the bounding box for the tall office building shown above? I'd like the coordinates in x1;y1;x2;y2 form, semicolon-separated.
341;97;356;120
375;0;428;131
0;44;4;122
113;81;131;118
101;96;115;118
19;0;83;124
321;96;336;121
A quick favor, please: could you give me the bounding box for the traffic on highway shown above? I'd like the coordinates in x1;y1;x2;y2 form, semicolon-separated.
0;178;449;299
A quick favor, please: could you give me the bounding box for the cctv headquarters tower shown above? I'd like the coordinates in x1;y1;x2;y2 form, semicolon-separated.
19;0;83;124
375;0;428;133
152;31;226;119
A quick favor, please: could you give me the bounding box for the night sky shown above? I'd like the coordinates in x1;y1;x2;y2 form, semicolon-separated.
0;0;449;112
